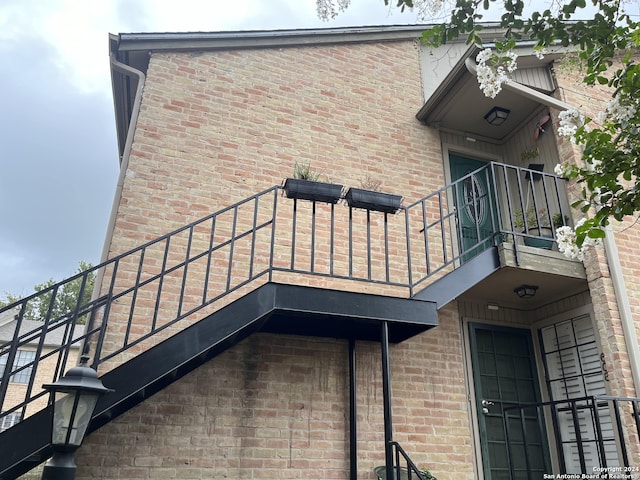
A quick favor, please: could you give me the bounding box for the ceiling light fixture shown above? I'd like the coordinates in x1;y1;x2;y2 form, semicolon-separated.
484;106;511;126
514;284;538;298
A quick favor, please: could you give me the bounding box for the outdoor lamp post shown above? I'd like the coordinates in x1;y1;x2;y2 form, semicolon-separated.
41;357;112;480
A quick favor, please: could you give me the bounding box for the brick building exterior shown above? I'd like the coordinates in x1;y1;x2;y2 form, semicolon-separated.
3;24;640;480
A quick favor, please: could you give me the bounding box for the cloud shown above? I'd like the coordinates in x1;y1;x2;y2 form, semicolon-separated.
0;28;119;294
0;0;421;297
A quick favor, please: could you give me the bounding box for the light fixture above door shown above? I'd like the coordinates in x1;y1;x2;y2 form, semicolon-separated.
514;284;538;298
484;106;511;126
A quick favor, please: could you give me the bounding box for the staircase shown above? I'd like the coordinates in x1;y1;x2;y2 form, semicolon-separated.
0;163;568;478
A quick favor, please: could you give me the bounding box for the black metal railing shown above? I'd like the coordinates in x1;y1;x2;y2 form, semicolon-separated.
504;396;640;478
404;162;570;291
0;163;570;431
375;442;426;479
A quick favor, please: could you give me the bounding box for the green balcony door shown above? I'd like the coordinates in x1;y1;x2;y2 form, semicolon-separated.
450;154;496;261
469;324;550;480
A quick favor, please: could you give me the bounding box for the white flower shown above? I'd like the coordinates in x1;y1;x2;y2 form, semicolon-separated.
558;108;585;138
556;225;587;261
475;48;518;99
554;162;569;177
476;48;493;64
556;220;602;261
598;97;637;125
504;51;518;72
534;48;547;60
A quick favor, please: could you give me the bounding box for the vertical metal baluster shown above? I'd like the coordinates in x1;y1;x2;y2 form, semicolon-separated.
226;206;239;291
269;189;278;282
552;402;567;473
42;285;63;380
439;190;448;265
571;400;587;472
384;212;390;283
471;171;482;245
0;302;26;406
311;201;316;273
152;238;171;333
537;404;552;473
124;249;146;346
178;225;194;318
453;180;466;259
421;199;430;275
249;196;259;280
291;199;297;271
22;286;58;418
330;203;335;276
366;210;372;280
404;206;413;296
632;400;640;446
487;163;500;242
203;216;217;304
349;207;354;278
613;399;630;467
591;397;608;468
94;258;120;368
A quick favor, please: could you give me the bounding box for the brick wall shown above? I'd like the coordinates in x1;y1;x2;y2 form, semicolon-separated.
554;63;640;400
553;64;640;464
94;39;447;369
75;38;478;479
77;305;472;479
75;34;640;479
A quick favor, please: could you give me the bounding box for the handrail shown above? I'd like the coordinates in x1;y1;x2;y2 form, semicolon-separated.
503;395;640;477
390;441;426;480
0;163;570;431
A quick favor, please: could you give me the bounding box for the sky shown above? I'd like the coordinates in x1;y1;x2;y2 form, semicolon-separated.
0;0;428;297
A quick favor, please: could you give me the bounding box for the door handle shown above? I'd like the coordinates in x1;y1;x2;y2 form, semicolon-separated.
481;400;494;414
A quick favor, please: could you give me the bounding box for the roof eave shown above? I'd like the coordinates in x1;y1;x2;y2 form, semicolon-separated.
114;24;435;52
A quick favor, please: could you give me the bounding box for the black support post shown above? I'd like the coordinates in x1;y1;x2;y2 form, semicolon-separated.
381;321;393;480
349;338;357;480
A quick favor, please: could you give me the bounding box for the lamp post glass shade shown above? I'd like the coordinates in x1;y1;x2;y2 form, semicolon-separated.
51;390;100;448
43;361;112;451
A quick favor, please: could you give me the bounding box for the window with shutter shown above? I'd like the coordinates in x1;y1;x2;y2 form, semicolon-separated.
540;314;618;472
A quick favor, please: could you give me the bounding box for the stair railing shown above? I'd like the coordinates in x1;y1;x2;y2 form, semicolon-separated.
0;163;569;431
383;441;427;479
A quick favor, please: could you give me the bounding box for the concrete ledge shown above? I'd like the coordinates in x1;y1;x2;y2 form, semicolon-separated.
498;242;586;279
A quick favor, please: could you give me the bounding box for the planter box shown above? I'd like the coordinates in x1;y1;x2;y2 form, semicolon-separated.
283;178;343;204
524;227;554;249
345;188;402;214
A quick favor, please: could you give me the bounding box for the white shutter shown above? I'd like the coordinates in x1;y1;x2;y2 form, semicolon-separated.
540;314;619;472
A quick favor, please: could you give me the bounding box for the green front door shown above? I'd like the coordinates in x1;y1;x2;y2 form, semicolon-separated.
450;154;496;261
469;324;550;480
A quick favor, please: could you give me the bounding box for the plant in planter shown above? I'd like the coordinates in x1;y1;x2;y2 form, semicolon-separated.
282;161;343;204
513;206;554;249
553;212;570;228
421;468;438;480
344;175;402;214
